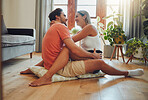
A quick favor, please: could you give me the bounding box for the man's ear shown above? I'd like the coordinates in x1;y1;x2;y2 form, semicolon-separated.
55;15;60;20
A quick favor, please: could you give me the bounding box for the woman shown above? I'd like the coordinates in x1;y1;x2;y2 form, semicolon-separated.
72;10;102;54
72;10;102;73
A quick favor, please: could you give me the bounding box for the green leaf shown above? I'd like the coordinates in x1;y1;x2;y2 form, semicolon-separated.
113;17;119;21
97;16;100;22
116;20;123;27
133;14;141;18
98;23;104;27
103;15;114;19
107;21;113;28
115;14;123;16
104;36;108;40
110;25;113;29
99;28;105;33
142;0;148;7
103;33;106;35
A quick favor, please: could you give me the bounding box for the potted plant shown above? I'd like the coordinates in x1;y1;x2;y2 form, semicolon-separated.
126;37;148;62
97;7;127;58
96;16;116;58
103;11;127;46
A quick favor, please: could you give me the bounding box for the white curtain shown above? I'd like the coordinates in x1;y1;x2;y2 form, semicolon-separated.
120;0;143;39
35;0;53;52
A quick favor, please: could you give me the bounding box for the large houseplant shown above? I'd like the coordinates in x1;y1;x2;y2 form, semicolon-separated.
141;0;148;39
103;10;127;46
126;37;148;61
97;16;116;58
134;0;148;39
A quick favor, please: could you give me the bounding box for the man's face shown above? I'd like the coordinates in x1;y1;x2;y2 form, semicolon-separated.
59;11;67;25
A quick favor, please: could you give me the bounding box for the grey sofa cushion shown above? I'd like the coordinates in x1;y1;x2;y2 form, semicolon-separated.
1;15;8;34
2;34;35;47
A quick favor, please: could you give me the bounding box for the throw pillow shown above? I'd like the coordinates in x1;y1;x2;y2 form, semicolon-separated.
29;66;105;83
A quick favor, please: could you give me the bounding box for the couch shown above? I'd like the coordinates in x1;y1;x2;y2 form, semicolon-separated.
1;15;36;61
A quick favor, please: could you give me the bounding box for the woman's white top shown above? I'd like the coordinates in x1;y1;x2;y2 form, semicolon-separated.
81;34;101;50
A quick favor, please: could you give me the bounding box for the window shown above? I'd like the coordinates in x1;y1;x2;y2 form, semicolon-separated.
106;0;120;27
53;0;97;18
53;0;120;29
77;0;97;18
75;0;98;28
53;0;68;16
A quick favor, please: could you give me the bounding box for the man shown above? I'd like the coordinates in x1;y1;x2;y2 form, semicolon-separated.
21;8;144;87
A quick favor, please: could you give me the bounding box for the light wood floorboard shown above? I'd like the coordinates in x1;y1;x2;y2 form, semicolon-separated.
2;52;148;100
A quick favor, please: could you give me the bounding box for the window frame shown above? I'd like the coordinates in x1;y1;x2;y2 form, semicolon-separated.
54;0;106;29
53;1;68;17
77;0;97;18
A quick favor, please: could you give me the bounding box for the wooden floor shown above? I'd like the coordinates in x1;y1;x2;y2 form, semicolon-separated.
2;52;148;100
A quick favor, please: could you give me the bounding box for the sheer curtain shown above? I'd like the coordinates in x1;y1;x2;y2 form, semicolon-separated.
35;0;53;52
120;0;143;39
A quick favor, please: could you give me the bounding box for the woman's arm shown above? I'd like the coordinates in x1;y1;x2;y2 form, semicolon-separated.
72;24;98;42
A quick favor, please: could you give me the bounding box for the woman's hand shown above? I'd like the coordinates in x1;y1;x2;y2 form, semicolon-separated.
93;48;102;59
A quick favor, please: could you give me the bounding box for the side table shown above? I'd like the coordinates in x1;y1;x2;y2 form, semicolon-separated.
110;44;126;62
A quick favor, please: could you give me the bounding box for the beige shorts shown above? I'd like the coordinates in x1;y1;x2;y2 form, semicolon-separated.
57;60;85;77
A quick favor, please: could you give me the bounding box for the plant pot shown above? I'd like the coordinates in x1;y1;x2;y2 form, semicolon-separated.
133;47;143;58
114;35;124;44
104;45;116;58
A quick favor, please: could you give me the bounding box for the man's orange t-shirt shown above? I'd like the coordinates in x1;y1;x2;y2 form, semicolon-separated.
42;23;70;70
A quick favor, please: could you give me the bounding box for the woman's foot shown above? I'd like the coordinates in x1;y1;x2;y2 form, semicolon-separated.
20;68;33;74
29;76;52;87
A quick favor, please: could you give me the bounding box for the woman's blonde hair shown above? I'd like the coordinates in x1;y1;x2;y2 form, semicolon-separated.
77;10;91;24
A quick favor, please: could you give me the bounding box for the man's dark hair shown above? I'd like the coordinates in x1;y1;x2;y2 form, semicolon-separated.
48;8;63;21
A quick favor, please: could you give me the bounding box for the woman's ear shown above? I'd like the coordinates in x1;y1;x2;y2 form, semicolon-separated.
83;15;87;20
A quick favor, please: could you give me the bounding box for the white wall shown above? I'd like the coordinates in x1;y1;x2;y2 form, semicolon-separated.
2;0;36;28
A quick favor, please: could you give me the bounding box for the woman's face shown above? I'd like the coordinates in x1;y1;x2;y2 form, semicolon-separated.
75;13;85;27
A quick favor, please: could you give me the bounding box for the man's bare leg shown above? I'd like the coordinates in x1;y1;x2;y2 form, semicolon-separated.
84;59;128;76
29;47;70;87
69;51;102;61
20;69;33;74
20;48;86;75
35;60;44;66
20;60;44;74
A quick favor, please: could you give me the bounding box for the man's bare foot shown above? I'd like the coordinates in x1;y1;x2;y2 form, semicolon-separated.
29;76;52;87
20;68;33;74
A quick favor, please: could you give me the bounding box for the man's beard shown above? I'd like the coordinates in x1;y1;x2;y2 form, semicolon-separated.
64;23;67;26
62;21;67;26
60;19;67;26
